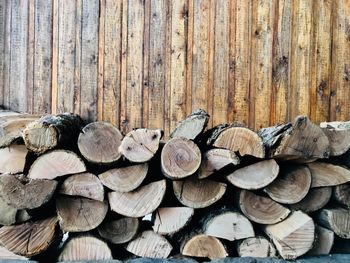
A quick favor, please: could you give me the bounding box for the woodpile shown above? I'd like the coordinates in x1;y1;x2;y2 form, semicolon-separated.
0;109;350;261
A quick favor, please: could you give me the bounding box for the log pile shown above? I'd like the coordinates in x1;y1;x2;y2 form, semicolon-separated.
0;109;350;262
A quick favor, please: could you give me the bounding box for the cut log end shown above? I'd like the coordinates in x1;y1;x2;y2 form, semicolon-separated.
237;237;277;258
333;183;350;207
290;187;332;213
308;162;350;188
315;208;350;239
0;144;28;174
321;121;350;156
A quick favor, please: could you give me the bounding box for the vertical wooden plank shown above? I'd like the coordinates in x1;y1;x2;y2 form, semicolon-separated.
73;0;82;115
142;0;150;128
0;0;6;106
3;0;11;108
26;0;34;114
185;0;193;117
97;0;104;122
51;0;58;114
227;0;236;123
207;0;215;127
120;0;128;132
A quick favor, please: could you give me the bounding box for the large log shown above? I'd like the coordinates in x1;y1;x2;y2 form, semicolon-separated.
290;187;332;213
0;145;28;174
332;183;350;207
237;237;276;258
307;225;334;256
315;208;350;239
307;162;350;188
320;121;350;156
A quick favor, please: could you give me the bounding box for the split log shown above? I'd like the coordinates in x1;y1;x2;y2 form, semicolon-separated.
237;237;276;258
332;183;350;207
173;178;226;208
28;150;86;180
59;172;104;201
307;162;350;188
56;196;108;232
181;234;228;260
119;128;163;162
0;246;29;260
108;180;166;217
199;149;239;179
320;121;350;156
153;207;194;235
263;210;315;259
264;165;311;204
170;109;209;140
290;187;332;213
203;210;254;241
78;122;123;164
307;225;334;256
315;208;350;239
58;235;113;261
0;196;17;225
98;217;139;244
0;145;27;174
239;190;290;224
0;217;58;257
126;230;173;259
98;163;148;192
226;159;279;190
161;137;201;179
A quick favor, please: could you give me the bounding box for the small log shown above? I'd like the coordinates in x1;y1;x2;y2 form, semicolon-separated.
315;208;350;239
237;237;276;258
170;109;209;140
78;122;123;164
263;211;315;260
0;246;29;260
119;128;163;162
126;230;173;259
290;187;332;213
181;234;228;260
173;178;226;208
59;172;104;201
264;165;311;204
108;180;166;217
23;113;84;154
98;217;139;244
0;144;27;174
56;196;108;232
0;217;58;257
239;190;290;224
307;162;350;188
0;196;17;225
153;207;194;235
307;225;334;256
320;121;350;156
58;235;113;261
199;149;240;179
161;137;201;179
98;163;148;192
226;159;279;190
28;150;86;180
333;183;350;207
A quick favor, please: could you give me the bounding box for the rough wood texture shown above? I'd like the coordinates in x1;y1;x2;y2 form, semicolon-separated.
320;121;350;156
307;162;350;188
0;245;29;260
237;237;276;258
307;225;334;256
0;195;17;225
332;183;350;207
315;208;350;239
98;217;139;244
0;144;27;174
290;187;332;213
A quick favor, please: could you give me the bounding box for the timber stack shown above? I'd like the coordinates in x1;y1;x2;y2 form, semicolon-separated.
0;109;350;262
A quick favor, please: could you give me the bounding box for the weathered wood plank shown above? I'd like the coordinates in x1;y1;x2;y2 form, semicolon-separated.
26;0;34;114
51;0;58;114
120;0;128;132
0;0;6;107
97;0;105;122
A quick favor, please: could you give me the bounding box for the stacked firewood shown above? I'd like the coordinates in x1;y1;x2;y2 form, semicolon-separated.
0;109;349;262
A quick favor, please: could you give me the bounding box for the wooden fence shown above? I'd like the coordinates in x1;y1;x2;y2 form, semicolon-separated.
0;0;349;136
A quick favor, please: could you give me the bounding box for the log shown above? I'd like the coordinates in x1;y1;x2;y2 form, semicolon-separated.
59;172;104;201
0;144;27;174
23;113;84;154
0;217;58;257
237;237;276;258
239;190;291;224
56;196;108;232
28;150;86;180
153;207;194;235
332;183;350;207
58;235;113;261
263;210;315;260
0;246;29;260
119;128;163;163
78;122;123;164
307;162;350;188
108;180;166;217
199;149;240;179
290;187;332;213
307;225;334;256
181;234;228;260
315;208;350;239
161;137;201;179
320;121;350;156
126;230;173;259
0;195;17;225
173;178;226;208
170;109;209;140
0;110;20;117
264;165;311;204
98;163;148;192
98;217;139;244
226;159;279;190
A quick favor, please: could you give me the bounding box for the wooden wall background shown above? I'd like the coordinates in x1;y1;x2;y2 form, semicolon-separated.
0;0;350;136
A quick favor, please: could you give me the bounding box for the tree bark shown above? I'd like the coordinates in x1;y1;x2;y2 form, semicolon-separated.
315;208;350;239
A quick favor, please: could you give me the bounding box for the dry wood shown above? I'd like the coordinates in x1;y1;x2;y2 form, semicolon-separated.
237;237;276;258
0;217;58;257
59;172;104;201
98;163;148;192
0;110;20;118
226;159;279;190
263;211;315;260
307;225;334;256
108;180;166;217
0;195;17;225
119;128;163;163
173;178;226;208
28;150;86;180
23;113;84;154
239;190;290;224
126;230;173;259
56;196;108;232
320;121;350;156
153;207;194;235
0;246;29;260
98;217;139;244
58;235;113;261
78;122;123;164
290;187;332;213
333;183;350;207
307;162;350;188
0;144;27;174
265;165;311;204
315;208;350;239
161;137;201;179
